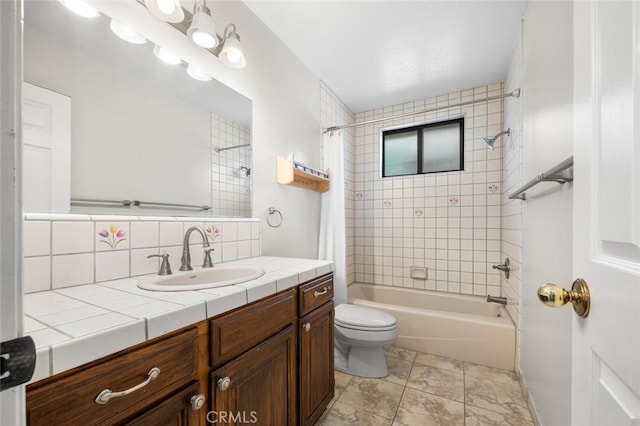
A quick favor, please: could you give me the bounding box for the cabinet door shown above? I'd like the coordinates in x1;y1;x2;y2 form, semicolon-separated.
299;302;335;426
211;326;297;425
122;382;203;426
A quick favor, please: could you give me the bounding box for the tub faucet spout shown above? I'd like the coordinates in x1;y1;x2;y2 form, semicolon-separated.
180;226;210;271
487;295;507;306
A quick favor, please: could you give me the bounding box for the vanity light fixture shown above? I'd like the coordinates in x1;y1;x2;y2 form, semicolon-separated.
216;24;246;69
109;19;147;45
139;0;247;69
186;64;212;81
144;0;184;23
187;0;218;49
153;45;182;65
58;0;100;18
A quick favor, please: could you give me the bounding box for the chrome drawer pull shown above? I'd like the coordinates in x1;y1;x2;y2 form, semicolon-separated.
94;367;161;405
313;287;329;297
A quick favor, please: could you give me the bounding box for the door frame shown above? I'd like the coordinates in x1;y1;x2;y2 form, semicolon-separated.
0;0;25;423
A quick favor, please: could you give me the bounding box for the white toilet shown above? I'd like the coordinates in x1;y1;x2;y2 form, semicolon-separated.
334;304;398;378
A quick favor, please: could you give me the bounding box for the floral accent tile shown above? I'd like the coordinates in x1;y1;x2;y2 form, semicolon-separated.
95;222;129;251
205;224;221;242
488;184;499;193
448;197;459;206
414;209;424;217
98;225;127;249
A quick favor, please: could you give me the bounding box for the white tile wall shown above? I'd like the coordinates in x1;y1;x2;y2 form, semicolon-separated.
23;215;261;293
130;221;160;248
320;81;355;284
352;84;504;297
211;114;251;217
51;221;94;254
23;220;50;257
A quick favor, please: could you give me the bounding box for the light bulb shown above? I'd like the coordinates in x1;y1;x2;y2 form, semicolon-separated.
110;20;147;45
219;35;246;69
187;5;218;49
153;45;182;65
191;31;217;49
58;0;100;18
225;51;240;64
157;0;176;14
144;0;184;23
187;64;211;81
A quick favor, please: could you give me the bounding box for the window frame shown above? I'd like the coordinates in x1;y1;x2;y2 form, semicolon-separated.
379;114;465;178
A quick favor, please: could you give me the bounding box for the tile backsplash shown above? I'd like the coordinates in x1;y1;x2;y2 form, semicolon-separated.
23;214;261;293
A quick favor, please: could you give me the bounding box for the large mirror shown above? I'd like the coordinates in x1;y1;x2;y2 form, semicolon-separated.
22;0;252;217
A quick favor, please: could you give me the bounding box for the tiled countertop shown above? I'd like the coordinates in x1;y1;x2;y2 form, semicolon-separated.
24;256;334;384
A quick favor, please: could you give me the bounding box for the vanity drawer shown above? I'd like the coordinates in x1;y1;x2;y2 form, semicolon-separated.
210;288;296;368
27;327;199;426
298;273;334;316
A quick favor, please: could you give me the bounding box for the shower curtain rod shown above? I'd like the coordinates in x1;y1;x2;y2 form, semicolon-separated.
323;88;521;134
215;144;251;152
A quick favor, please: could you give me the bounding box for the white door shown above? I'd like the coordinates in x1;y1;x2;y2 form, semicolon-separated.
22;82;70;213
1;0;25;423
572;1;640;424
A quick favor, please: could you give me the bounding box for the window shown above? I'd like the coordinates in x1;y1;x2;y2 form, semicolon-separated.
380;116;464;177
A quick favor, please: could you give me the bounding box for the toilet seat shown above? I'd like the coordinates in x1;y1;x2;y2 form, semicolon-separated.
335;304;397;331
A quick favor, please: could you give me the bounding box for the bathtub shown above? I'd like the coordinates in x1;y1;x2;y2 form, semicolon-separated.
347;283;515;370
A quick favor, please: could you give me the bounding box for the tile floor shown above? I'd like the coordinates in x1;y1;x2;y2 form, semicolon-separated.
317;346;534;426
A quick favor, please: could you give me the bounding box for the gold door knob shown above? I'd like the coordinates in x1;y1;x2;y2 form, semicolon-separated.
537;278;590;317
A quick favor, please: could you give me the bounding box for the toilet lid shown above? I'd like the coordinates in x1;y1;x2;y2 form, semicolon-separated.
334;304;397;329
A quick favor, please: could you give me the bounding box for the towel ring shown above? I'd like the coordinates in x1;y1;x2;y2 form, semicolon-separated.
267;207;283;228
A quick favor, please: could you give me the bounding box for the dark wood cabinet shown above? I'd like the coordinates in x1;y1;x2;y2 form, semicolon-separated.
299;301;335;426
26;273;335;426
211;326;297;425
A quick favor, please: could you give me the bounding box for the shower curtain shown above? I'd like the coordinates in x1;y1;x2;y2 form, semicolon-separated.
318;130;347;305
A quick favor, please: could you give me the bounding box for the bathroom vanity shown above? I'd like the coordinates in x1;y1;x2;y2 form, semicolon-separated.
25;270;335;425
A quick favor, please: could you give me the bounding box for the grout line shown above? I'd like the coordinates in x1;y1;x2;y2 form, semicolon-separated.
463;360;468;425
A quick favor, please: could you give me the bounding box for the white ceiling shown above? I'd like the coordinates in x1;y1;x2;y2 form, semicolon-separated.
244;1;528;113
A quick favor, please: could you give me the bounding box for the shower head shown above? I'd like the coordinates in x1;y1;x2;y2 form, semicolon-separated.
482;128;511;150
240;166;251;177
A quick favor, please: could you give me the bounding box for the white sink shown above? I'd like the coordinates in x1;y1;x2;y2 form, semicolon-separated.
138;266;265;291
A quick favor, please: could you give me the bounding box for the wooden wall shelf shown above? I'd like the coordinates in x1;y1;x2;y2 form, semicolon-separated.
277;153;330;193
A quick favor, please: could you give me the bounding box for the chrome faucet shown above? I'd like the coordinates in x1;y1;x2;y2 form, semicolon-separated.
180;226;211;271
148;253;172;275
